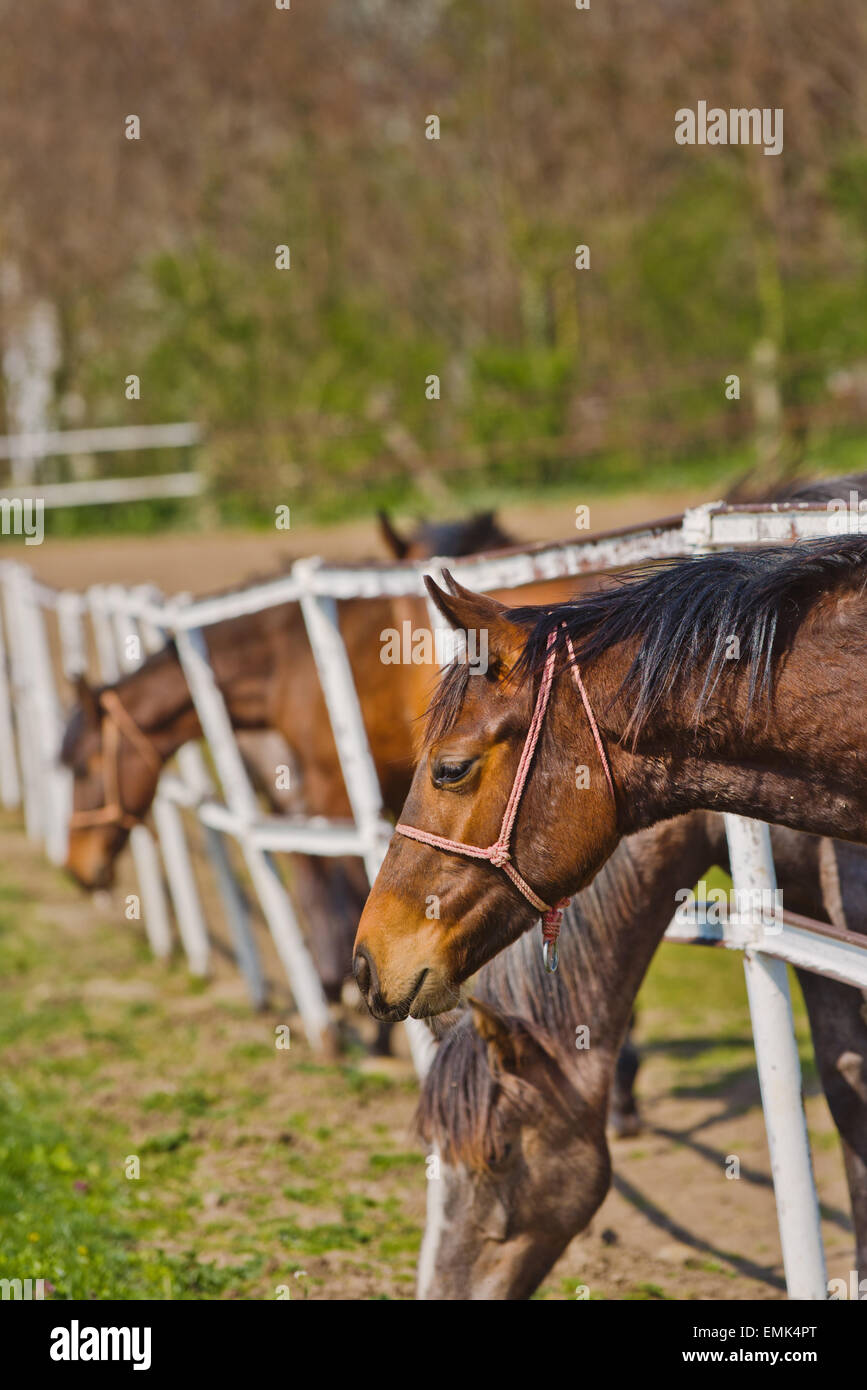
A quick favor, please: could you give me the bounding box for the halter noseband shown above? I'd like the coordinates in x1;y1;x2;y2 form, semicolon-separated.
68;690;163;832
396;625;616;972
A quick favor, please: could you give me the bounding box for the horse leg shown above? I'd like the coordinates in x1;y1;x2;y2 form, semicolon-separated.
798;835;867;1283
288;854;397;1056
372;1021;394;1056
609;1011;641;1137
796;969;867;1282
288;853;364;1002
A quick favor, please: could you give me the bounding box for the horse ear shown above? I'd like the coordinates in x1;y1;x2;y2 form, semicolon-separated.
469;996;544;1076
424;571;525;669
75;674;101;729
378;510;409;560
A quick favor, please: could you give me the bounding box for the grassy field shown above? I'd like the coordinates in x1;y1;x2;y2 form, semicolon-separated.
0;818;426;1302
0;816;856;1302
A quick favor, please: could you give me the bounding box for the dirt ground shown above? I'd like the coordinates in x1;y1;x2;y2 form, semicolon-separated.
23;487;707;593
1;494;858;1300
0;816;855;1301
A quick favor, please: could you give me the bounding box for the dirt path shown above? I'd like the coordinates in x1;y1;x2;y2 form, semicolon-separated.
23;487;708;594
0;817;853;1300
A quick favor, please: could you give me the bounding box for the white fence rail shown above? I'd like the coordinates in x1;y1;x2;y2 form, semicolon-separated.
0;421;202;506
0;495;863;1297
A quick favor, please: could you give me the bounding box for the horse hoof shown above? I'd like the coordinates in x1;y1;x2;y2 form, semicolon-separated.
609;1110;642;1138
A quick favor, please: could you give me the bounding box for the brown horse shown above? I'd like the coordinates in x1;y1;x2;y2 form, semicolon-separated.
353;534;867;1019
416;814;867;1298
62;510;513;884
60;512;521;1008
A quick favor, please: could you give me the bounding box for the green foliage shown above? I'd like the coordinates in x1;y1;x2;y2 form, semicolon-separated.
6;2;867;533
33;138;867;537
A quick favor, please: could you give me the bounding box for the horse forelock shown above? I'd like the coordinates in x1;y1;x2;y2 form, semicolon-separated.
422;661;471;748
422;647;538;750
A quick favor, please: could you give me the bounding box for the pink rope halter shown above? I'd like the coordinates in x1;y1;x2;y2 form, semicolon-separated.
395;624;616;972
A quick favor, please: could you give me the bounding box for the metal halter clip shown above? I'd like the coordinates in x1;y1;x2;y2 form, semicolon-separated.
542;937;559;973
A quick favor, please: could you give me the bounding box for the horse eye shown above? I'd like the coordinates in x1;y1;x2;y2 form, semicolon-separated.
433;758;474;786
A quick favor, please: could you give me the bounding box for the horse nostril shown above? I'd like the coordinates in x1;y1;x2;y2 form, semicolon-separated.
353;949;372;998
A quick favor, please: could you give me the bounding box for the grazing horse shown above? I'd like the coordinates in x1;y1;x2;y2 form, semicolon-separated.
416;814;867;1298
353;535;867;1020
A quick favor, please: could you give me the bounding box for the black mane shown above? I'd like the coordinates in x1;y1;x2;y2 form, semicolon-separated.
503;535;867;739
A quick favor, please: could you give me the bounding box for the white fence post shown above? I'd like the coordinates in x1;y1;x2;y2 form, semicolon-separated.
294;560;391;882
108;591;210;977
88;585;121;682
14;572;68;864
724;814;827;1300
56;590;88;679
0;570;21;809
87;584;173;961
2;567;33;832
149;795;210;976
294;557;437;1078
3;566;48;839
174;624;334;1052
134;592;266;1007
175;737;265;1006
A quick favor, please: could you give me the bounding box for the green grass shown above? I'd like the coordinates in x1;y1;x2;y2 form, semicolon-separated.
367;1152;421;1174
0;1078;211;1299
0;816;841;1301
636;867;816;1097
0;843;427;1300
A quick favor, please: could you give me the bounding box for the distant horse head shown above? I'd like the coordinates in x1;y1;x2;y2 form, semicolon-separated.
59;511;514;897
354;538;867;1019
61;673;165;888
378;510;511;561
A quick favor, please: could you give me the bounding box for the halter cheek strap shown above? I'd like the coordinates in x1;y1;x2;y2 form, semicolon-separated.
68;691;163;832
396;625;616;972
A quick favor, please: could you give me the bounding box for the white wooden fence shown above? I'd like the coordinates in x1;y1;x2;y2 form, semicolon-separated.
0;495;863;1298
0;421;202;506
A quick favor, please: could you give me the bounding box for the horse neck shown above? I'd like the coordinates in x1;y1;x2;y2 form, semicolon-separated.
206;609;284;729
112;647;200;762
594;618;867;845
477;812;719;1106
120;598;432;817
116;609;287;763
